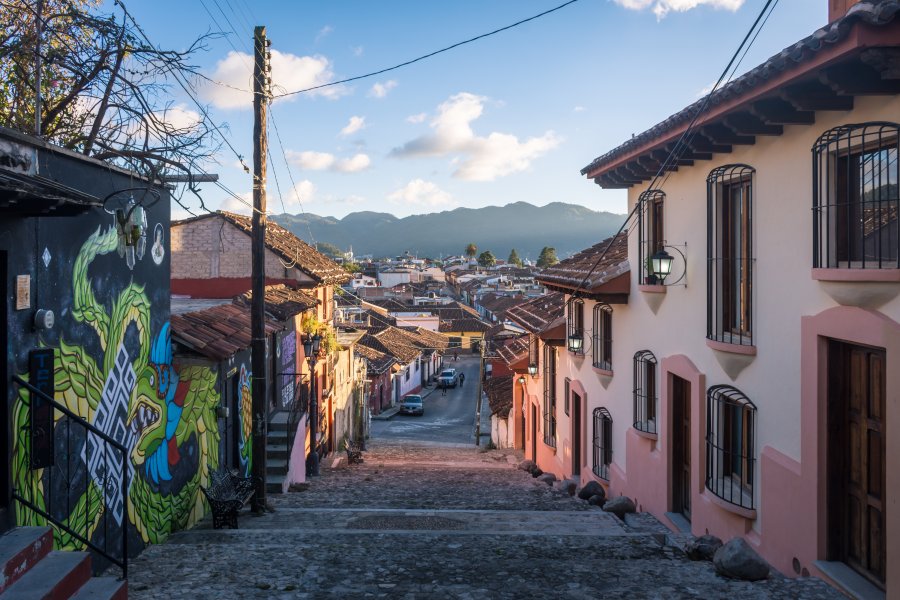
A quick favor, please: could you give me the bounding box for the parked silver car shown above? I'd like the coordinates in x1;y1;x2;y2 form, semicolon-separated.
399;394;424;416
438;368;458;388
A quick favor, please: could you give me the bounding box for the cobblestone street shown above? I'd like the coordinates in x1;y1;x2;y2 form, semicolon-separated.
128;441;842;599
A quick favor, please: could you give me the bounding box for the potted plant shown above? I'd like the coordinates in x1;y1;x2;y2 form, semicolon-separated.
644;257;658;285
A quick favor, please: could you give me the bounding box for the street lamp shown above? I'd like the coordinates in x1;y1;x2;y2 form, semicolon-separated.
527;363;538;378
567;333;583;353
303;333;322;476
517;375;526;385
650;249;674;283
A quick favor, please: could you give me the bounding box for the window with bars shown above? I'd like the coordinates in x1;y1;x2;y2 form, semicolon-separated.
705;385;756;510
633;350;657;435
707;164;755;346
564;377;571;416
529;334;540;374
813;122;899;269
567;298;585;355
592;408;612;480
542;344;557;448
638;189;666;284
592;303;612;371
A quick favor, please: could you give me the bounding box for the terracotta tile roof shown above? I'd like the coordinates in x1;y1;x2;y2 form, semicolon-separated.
505;292;565;334
536;234;629;293
496;335;530;367
484;376;514;417
400;326;451;352
353;339;396;375
369;327;421;364
176;211;351;285
233;284;317;321
581;1;900;180
171;303;283;361
438;318;492;333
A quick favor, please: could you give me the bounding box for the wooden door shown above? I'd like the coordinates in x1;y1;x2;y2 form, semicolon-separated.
671;376;691;520
572;393;581;477
531;404;537;461
828;341;886;588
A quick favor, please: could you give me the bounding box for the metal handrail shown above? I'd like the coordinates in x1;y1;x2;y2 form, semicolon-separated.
12;375;128;579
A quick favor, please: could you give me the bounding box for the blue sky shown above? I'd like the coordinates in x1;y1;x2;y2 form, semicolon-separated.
127;0;826;220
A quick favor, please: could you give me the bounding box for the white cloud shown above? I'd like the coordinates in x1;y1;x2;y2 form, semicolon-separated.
352;46;364;57
286;180;316;208
391;92;561;181
288;150;336;171
220;191;254;215
368;80;397;98
201;50;344;110
573;106;585;112
388;179;455;208
315;25;333;43
406;112;427;124
334;153;371;173
156;104;202;130
287;150;371;173
614;0;743;19
340;115;366;136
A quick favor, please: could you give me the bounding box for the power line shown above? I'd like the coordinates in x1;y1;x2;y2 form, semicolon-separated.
268;106;316;244
272;0;581;99
565;0;780;304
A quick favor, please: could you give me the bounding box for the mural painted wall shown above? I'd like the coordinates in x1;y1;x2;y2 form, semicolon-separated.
2;150;227;559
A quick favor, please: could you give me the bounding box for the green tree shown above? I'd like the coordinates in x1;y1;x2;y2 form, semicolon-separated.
465;243;477;258
477;250;496;267
316;241;344;260
536;247;559;268
507;249;522;267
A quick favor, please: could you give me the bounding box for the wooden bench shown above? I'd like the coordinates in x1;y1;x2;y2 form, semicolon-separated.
201;467;259;529
345;440;364;465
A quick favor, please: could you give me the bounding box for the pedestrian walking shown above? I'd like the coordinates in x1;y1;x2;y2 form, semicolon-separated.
459;372;465;386
441;383;447;396
454;351;459;361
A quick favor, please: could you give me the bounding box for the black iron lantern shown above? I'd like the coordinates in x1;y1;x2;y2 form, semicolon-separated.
517;375;526;385
567;333;583;353
527;363;538;377
650;249;674;283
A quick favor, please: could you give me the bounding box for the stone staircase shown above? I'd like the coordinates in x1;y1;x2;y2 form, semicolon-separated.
265;411;291;494
0;527;126;599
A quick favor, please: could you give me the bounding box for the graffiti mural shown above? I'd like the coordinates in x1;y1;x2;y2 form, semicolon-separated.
237;364;252;477
280;332;296;409
12;223;222;551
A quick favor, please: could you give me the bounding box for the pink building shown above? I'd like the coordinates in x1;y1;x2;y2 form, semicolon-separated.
533;3;899;596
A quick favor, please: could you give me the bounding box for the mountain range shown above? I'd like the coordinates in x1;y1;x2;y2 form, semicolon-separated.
271;202;626;261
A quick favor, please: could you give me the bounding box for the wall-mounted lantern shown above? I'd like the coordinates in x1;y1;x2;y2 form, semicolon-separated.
527;363;538;378
650;249;674;283
567;333;583;353
517;375;526;385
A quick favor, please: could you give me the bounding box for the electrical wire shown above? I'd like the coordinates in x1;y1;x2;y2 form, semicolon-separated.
272;0;581;99
564;0;780;305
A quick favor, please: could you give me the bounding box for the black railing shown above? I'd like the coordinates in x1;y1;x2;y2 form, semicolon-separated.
286;382;309;474
592;408;612;480
542;412;556;448
638;189;667;284
813;122;899;270
592;303;612;371
705;385;756;511
12;375;128;578
707;164;755;346
633;350;657;435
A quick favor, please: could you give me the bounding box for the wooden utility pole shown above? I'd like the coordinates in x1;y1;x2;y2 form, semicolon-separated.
474;339;485;446
250;25;269;513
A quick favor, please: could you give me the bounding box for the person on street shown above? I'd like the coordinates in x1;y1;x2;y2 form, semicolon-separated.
454;351;459;361
441;382;447;396
459;372;465;386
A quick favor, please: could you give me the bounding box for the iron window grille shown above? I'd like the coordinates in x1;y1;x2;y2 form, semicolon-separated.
542;344;557;448
529;334;540;374
592;303;613;371
633;350;657;435
707;164;755;346
592;407;612;480
813;122;899;270
564;377;571;416
638;189;667;284
705;385;756;511
567;298;585;355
